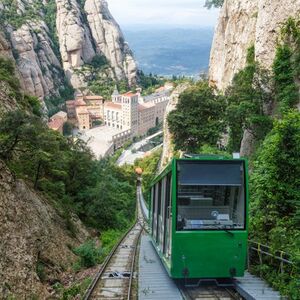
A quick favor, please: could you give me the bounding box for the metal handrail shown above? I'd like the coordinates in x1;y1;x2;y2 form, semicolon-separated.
247;240;297;277
248;240;294;265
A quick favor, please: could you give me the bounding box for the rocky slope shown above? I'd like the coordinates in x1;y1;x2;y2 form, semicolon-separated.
0;0;137;103
209;0;300;91
0;158;90;298
0;80;90;299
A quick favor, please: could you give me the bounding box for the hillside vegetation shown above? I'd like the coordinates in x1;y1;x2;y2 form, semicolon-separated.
168;18;300;298
0;57;136;298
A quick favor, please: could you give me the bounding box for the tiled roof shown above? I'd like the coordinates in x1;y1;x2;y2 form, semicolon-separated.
48;118;64;130
74;99;86;106
138;103;155;111
51;111;67;119
84;95;103;100
105;102;122;110
143;90;171;103
122;91;137;97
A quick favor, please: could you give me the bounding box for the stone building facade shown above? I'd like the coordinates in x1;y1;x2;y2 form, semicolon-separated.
66;85;172;136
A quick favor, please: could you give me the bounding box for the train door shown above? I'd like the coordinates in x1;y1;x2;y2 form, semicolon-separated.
163;173;172;258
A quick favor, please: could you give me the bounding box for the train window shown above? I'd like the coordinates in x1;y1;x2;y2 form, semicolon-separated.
176;161;245;231
151;185;156;235
156;181;162;243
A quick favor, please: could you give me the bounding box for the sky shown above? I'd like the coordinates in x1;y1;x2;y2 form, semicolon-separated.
106;0;220;28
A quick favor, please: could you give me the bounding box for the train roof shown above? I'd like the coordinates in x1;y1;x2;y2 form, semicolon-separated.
151;155;248;186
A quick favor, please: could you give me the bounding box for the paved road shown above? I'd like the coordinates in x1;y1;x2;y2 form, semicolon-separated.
117;131;163;166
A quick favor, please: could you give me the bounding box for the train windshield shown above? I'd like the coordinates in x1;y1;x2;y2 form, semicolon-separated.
176;160;246;231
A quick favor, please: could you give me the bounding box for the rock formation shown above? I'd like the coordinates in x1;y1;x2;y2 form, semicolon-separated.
209;0;300;91
9;21;62;99
209;0;300;156
84;0;137;85
0;0;137;104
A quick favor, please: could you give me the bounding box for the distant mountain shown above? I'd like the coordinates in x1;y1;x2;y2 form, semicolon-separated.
123;27;214;77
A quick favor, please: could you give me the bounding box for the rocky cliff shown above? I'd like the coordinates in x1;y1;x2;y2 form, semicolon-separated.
209;0;300;91
0;0;137;103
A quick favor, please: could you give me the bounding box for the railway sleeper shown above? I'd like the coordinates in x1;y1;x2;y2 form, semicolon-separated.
120;244;135;249
103;271;134;279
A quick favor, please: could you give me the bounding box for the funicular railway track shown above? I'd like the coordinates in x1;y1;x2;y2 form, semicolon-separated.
181;285;243;300
83;190;144;300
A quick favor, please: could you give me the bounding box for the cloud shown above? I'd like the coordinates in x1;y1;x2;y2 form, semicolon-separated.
106;0;219;27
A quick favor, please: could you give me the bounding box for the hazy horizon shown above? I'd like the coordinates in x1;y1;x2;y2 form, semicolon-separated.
107;0;219;28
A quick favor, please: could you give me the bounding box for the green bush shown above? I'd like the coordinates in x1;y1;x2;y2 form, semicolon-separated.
53;278;92;300
0;56;21;98
133;149;162;205
100;229;123;260
225;46;273;152
273;18;300;113
73;240;101;269
89;54;108;69
204;0;224;8
36;261;47;282
63;121;74;136
250;111;300;298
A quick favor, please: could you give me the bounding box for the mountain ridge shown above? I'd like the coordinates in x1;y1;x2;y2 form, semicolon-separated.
0;0;137;107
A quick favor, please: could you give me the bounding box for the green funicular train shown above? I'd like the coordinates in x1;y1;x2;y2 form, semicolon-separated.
149;156;248;279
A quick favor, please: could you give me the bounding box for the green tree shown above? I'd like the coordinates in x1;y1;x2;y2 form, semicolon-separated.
204;0;224;9
273;18;300;113
133;149;162;204
225;46;273;152
250;110;300;298
0;111;41;160
167;81;225;152
0;56;21;97
63;121;74;136
89;54;108;69
251;110;300;232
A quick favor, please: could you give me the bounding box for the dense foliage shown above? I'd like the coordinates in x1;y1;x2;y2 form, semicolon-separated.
73;240;102;269
0;109;136;231
273;18;300;113
225;46;273;152
0;57;42;116
137;70;166;95
250;111;300;298
45;78;75;117
133;149;162;205
204;0;224;9
167;81;226;152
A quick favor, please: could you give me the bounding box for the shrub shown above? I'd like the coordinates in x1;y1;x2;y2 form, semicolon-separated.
89;54;108;69
73;240;101;269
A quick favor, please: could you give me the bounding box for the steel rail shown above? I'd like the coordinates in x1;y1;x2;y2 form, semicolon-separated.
127;225;143;300
82;221;138;300
83;186;145;300
180;284;242;300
